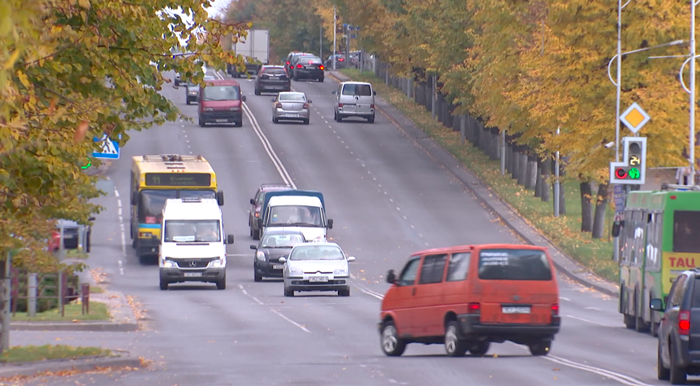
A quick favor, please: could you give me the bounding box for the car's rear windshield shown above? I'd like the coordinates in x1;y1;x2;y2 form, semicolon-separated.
263;68;287;75
478;249;552;281
342;83;372;96
299;57;322;64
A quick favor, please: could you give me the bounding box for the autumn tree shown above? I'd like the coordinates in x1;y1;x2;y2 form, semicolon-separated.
0;0;248;272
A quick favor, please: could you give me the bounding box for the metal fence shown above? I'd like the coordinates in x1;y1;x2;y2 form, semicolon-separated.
10;268;91;317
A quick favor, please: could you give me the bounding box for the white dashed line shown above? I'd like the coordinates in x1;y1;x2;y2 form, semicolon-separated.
403;216;407;220
118;260;124;275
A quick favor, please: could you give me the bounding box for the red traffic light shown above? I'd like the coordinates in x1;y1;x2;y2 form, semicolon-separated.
615;168;628;179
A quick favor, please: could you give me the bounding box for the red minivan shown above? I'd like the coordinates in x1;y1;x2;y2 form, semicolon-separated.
198;79;246;127
379;244;560;357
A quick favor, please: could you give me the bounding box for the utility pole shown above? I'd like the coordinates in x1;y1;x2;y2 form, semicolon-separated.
333;6;337;70
320;24;323;62
689;0;697;186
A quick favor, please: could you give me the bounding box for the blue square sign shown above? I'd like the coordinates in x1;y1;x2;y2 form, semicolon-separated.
93;134;120;159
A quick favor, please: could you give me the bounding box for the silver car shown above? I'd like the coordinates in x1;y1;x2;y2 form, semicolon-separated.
278;242;355;297
271;92;311;125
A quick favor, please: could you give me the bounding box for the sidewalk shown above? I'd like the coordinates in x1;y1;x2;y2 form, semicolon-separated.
328;70;619;298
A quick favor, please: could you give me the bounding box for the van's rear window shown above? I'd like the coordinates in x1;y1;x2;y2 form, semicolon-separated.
478;249;552;281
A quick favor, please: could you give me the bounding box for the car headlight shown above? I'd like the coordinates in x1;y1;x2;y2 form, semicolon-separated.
256;251;266;261
189;91;197;95
334;268;348;276
204;107;213;112
230;107;241;111
162;258;177;268
209;258;226;268
289;267;303;276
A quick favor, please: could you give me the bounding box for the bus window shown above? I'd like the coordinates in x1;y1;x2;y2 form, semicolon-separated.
673;211;700;253
138;190;177;223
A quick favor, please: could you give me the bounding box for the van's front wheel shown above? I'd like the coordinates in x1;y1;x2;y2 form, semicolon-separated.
444;321;468;357
380;321;406;357
469;341;490;356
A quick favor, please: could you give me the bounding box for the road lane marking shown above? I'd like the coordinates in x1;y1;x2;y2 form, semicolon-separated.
270;309;311;333
559;297;571;301
215;71;295;187
238;284;311;333
563;314;616;327
544;354;655;386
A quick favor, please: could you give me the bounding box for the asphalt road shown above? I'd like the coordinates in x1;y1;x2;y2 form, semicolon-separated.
16;69;682;386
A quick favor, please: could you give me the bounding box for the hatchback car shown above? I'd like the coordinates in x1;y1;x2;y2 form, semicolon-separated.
255;65;291;95
272;92;312;125
185;81;198;105
248;183;293;240
324;54;346;69
54;219;93;252
332;81;376;123
290;56;324;82
250;230;306;282
284;52;314;76
278;242;355;297
651;268;700;384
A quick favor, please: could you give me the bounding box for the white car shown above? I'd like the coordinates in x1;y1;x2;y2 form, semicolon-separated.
278;242;355;297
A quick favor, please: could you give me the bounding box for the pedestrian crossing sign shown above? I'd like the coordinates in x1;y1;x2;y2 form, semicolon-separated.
93;134;120;159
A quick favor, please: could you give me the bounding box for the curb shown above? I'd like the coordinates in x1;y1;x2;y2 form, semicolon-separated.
0;355;144;379
327;71;618;298
11;321;139;332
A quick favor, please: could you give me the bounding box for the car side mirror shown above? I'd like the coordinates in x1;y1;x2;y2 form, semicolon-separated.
373;91;377;95
611;221;621;238
250;244;257;250
650;298;664;311
331;90;336;94
216;190;225;206
88;217;96;222
386;269;397;284
241;95;246;102
347;256;356;262
226;234;234;244
250;198;256;205
278;257;287;263
327;219;334;229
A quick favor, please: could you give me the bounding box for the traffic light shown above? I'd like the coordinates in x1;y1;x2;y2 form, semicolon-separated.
609;137;647;184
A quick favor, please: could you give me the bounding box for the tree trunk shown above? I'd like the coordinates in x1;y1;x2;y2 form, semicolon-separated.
534;159;543;197
512;149;520;180
517;152;528;186
526;156;538;190
541;157;551;202
592;183;610;239
580;181;593;232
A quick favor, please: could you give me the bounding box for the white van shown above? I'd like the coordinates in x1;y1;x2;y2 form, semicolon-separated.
262;195;333;242
332;81;376;123
158;197;234;290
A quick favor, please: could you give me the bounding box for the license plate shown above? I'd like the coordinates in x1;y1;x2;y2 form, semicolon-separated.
502;306;531;314
272;264;284;269
215;119;228;122
287;114;299;117
305;66;315;69
184;272;203;277
309;276;328;282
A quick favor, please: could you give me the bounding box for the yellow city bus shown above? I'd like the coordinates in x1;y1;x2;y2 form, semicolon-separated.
130;154;224;263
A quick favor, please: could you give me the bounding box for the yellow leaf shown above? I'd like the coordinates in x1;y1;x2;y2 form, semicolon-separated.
16;71;29;88
3;49;20;70
78;0;91;8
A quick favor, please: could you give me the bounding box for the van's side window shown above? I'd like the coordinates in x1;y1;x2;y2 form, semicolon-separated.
419;254;447;285
446;252;470;282
398;257;421;286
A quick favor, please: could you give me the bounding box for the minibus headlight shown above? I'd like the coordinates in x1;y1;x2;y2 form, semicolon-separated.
162;258;177;268
210;258;226;268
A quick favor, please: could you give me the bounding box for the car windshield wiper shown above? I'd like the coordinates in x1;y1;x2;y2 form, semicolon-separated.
286;222;318;227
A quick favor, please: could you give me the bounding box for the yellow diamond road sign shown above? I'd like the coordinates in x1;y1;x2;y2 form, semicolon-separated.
620;102;650;134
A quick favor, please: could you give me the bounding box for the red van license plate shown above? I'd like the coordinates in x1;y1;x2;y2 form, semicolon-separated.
502;306;531;314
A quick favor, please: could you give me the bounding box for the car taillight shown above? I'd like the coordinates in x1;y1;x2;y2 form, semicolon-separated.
338;58;344;61
467;302;480;313
551;304;559;316
275;102;282;108
370;104;375;109
320;65;325;70
303;103;309;109
296;64;302;68
680;310;691;335
338;103;343;107
286;61;290;65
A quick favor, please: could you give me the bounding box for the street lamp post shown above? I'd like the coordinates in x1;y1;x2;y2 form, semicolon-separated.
689;0;697;186
333;6;337;71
